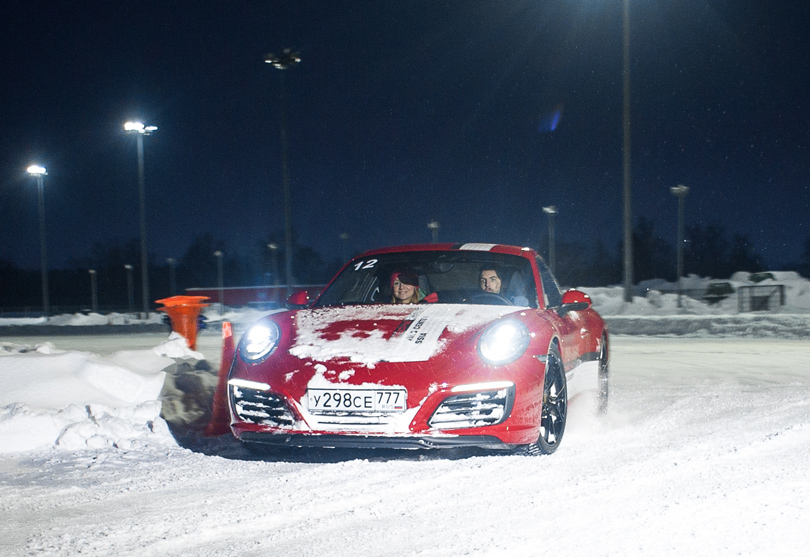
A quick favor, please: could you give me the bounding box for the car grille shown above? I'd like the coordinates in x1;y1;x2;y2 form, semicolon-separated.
308;413;397;429
230;385;295;427
428;386;514;429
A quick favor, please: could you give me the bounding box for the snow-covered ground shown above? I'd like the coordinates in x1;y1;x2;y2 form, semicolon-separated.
2;275;810;555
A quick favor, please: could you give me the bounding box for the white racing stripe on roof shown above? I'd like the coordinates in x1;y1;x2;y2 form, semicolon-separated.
459;243;496;251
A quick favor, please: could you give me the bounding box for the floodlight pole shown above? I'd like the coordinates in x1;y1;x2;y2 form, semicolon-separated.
89;269;98;312
671;184;689;308
27;165;49;317
125;264;135;314
124;121;157;319
428;221;440;243
267;243;280;286
543;206;558;274
339;233;351;262
166;258;177;296
214;250;224;314
265;48;301;299
622;0;634;303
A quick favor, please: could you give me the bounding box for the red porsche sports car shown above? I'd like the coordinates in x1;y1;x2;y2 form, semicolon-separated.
227;243;608;455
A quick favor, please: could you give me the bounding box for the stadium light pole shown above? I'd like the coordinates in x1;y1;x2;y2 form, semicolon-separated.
543;206;558;274
265;48;301;298
428;221;440;243
339;232;350;262
88;269;98;312
621;0;634;303
267;243;280;286
671;184;689;308
124;264;135;314
27;165;50;317
166;258;177;296
214;250;224;314
124;121;157;319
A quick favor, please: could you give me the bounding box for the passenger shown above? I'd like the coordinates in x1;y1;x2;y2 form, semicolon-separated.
390;270;437;304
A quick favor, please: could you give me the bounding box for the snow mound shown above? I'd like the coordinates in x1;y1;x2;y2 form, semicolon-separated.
583;270;810;317
44;312;165;326
0;338;182;454
152;331;206;360
0;401;171;453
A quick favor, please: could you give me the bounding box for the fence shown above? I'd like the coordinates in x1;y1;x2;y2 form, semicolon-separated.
737;284;786;312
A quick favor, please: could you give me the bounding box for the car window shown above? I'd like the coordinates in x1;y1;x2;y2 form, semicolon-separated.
536;255;562;308
315;251;538;308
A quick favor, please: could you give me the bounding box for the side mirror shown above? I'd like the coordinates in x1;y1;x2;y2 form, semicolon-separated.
287;290;311;308
559;289;591;315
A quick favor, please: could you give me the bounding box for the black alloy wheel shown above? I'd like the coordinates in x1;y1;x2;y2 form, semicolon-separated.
522;342;567;455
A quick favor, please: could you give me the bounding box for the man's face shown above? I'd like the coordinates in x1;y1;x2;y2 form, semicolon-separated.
479;269;501;294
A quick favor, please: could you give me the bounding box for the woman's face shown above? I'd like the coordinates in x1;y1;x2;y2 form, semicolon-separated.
392;278;417;303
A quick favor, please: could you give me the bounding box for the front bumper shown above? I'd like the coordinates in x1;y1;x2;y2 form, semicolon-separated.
238;431;517;451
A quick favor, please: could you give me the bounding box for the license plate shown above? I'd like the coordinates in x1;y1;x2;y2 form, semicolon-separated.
307;388;407;413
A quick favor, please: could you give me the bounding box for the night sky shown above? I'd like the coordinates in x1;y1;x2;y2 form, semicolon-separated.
2;0;808;274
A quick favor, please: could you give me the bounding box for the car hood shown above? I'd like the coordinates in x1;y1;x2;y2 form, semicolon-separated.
287;304;523;365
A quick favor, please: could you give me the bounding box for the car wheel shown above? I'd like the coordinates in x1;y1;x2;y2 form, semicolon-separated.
521;343;567;455
597;334;609;415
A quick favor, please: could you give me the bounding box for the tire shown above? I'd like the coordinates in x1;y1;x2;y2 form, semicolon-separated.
597;334;609;415
521;342;567;455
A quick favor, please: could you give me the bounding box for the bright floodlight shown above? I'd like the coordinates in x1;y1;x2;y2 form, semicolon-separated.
27;165;47;176
124;121;158;134
264;48;301;70
670;184;689;197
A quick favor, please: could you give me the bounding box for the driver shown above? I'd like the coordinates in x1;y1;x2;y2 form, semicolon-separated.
479;266;505;295
478;265;529;306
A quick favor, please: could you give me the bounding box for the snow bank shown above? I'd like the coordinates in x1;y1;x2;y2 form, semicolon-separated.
0;312;165;327
0;335;199;454
581;272;810;337
584;271;810;316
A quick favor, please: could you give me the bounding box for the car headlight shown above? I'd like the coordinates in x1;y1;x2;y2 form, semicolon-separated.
477;319;530;365
239;321;281;362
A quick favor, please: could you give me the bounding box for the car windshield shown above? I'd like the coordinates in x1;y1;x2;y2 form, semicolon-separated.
314;251;538;308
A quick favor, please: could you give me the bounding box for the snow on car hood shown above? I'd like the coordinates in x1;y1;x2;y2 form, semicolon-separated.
289;304;521;365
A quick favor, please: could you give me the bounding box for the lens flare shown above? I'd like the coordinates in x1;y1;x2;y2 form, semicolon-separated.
538;103;564;132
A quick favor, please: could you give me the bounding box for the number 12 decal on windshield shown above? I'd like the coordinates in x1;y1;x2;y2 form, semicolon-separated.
353;259;378;271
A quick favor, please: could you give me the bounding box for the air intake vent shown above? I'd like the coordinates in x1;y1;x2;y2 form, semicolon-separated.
428;385;514;429
230;385;295;427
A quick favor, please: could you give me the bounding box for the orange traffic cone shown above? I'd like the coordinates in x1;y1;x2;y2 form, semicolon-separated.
205;321;236;436
155;296;209;350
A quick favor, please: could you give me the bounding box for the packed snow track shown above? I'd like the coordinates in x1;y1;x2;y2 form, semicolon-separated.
1;334;809;556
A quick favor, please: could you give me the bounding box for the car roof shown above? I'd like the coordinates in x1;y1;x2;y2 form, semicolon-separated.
358;243;537;258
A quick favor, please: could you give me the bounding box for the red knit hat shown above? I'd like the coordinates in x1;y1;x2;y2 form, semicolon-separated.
390;270;419;288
